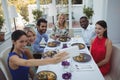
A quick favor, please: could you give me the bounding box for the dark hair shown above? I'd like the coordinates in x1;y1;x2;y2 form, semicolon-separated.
10;30;27;52
80;16;88;20
96;20;108;38
36;18;47;26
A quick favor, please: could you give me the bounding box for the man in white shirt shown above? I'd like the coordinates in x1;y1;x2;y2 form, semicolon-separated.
79;16;96;48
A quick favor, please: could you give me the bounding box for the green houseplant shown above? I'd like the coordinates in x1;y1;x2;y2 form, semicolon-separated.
0;15;5;41
32;9;43;21
83;5;94;22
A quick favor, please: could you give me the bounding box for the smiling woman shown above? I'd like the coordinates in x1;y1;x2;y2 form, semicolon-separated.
90;20;112;76
7;30;68;80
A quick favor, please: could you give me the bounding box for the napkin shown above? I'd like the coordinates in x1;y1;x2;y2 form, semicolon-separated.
59;46;80;57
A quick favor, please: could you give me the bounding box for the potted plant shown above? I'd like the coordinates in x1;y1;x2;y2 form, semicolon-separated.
0;15;5;41
83;5;94;24
32;9;43;21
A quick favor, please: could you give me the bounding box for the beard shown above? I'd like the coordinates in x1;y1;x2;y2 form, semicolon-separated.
38;29;47;34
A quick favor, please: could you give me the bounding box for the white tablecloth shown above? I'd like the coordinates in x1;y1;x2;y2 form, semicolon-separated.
37;37;105;80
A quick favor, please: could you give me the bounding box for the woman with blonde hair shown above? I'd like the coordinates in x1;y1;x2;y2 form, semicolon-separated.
26;28;36;46
25;28;42;59
50;13;69;40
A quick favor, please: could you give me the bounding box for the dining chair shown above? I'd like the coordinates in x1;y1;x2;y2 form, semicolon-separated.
0;68;7;80
105;45;120;80
0;46;12;80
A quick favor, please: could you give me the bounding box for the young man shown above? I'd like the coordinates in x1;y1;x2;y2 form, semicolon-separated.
32;18;48;54
79;16;96;48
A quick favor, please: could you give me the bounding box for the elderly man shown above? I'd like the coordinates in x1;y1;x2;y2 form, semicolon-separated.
79;16;96;48
32;18;48;54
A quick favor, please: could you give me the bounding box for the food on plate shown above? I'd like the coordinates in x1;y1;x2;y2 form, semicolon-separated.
59;36;70;42
43;51;57;58
79;44;85;49
71;43;85;49
59;36;67;42
37;71;56;80
47;42;57;47
73;54;84;62
73;53;91;62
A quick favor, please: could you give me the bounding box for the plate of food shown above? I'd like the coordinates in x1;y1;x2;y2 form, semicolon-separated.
35;70;57;80
71;43;85;49
47;41;60;47
73;53;91;62
43;51;57;58
58;36;71;42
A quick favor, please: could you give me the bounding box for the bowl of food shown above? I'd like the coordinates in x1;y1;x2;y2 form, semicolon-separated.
36;71;57;80
59;36;71;42
47;42;57;47
43;51;57;58
47;41;60;47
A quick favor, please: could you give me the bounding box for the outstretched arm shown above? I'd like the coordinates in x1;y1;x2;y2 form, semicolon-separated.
9;51;68;67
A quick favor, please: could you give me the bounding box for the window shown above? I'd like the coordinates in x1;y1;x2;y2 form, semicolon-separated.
72;0;83;4
56;0;68;5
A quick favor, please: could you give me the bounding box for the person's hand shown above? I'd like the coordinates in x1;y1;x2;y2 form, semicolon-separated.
52;52;69;64
51;35;57;40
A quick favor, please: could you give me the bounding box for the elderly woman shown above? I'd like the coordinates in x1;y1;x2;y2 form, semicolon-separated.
50;13;69;40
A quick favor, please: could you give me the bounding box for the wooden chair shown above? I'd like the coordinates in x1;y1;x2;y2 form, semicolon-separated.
105;45;120;80
0;47;12;80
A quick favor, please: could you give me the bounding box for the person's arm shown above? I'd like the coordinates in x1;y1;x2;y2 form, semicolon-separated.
32;34;44;52
97;39;112;67
90;38;94;52
9;51;68;67
50;26;57;40
29;68;34;80
24;48;34;59
43;33;48;42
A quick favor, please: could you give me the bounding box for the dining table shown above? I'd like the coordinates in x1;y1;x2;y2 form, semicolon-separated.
36;37;105;80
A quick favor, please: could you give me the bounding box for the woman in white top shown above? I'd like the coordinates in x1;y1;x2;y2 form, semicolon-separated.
50;13;69;40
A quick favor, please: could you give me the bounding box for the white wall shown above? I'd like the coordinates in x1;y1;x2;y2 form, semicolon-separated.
106;0;120;43
93;0;106;25
93;0;120;43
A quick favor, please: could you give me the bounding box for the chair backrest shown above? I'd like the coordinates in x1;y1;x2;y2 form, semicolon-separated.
0;68;7;80
0;46;12;80
105;45;120;80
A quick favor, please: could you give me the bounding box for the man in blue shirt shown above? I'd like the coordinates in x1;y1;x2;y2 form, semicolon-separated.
32;18;48;54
